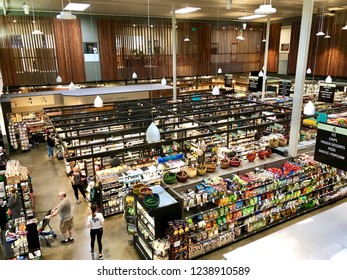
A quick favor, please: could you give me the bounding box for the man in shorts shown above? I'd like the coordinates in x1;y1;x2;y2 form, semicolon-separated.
48;191;74;245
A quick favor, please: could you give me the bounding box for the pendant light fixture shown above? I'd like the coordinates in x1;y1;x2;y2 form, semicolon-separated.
218;68;222;74
316;3;325;36
343;21;347;30
94;95;103;108
212;85;220;95
161;77;167;85
325;75;332;83
146;122;161;143
23;2;30;14
306;68;312;74
132;72;137;79
31;0;43;35
303;101;315;115
145;0;160;143
68;82;76;90
258;70;264;77
255;0;276;15
56;75;62;83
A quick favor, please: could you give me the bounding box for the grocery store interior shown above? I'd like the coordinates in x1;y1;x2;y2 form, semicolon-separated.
1;0;347;261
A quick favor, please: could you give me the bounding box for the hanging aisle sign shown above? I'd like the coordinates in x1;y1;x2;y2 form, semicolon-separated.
224;74;233;87
318;82;336;103
314;123;347;171
278;79;291;96
249;76;259;92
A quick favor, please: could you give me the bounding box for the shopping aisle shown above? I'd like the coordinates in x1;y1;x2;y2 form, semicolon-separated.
11;146;140;260
10;146;347;260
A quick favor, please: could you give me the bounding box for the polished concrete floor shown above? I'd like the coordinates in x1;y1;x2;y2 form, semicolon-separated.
10;145;347;260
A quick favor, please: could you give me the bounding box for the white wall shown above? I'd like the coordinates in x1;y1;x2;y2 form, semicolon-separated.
278;26;292;75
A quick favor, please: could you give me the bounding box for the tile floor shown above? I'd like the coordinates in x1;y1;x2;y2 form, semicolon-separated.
9;145;347;260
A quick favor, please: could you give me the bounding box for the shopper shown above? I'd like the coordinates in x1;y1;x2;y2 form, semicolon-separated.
46;132;56;160
86;204;105;260
68;165;88;204
48;191;74;245
7;187;23;220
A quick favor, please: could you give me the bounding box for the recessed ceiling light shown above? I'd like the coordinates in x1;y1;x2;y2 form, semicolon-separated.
175;7;201;14
238;14;266;20
64;3;90;11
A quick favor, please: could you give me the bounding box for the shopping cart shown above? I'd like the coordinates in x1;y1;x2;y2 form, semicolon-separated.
56;143;64;160
38;210;57;247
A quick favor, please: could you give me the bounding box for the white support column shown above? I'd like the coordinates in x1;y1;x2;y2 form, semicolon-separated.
261;15;271;100
172;3;177;102
288;0;314;158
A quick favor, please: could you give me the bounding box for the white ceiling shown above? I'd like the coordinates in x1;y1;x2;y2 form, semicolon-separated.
1;0;347;23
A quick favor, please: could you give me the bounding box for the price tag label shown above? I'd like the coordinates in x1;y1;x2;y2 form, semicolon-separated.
173;240;181;247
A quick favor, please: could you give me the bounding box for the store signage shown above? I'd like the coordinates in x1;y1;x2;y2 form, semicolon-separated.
249;76;260;92
314;123;347;171
224;74;233;87
318;83;336;103
278;79;291;96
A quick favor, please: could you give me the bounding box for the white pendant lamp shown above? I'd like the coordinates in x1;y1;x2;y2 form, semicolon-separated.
23;2;30;14
258;71;264;77
255;1;276;15
94;95;103;108
132;72;137;79
325;75;332;83
306;68;312;74
68;82;76;90
343;21;347;30
212;85;220;95
304;101;315;115
56;75;62;83
316;31;325;36
184;37;190;42
146;122;160;143
161;77;167;85
217;68;222;74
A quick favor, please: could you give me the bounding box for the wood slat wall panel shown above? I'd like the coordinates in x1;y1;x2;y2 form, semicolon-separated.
0;15;59;87
97;19;118;81
289;15;347;78
53;18;85;83
287;20;300;74
267;23;281;73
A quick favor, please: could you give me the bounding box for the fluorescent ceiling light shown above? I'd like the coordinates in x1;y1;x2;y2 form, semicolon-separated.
64;3;90;11
175;7;201;14
238;14;266;20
